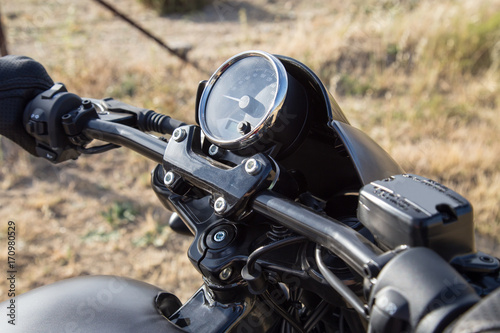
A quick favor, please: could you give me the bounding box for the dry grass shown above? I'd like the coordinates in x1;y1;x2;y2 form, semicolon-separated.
274;0;500;236
1;0;499;302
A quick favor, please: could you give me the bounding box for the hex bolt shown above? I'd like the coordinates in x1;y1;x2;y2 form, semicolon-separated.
213;230;227;242
164;171;176;187
245;158;261;175
208;144;224;158
219;266;233;281
214;197;227;214
82;99;92;109
209;144;219;156
172;128;187;142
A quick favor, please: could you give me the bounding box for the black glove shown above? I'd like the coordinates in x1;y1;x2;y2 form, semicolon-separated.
0;55;54;155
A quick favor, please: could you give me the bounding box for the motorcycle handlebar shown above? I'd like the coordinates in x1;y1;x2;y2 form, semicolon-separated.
83;119;167;164
252;190;382;276
82;119;382;276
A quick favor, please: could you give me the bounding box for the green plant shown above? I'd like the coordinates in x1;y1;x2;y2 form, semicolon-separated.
335;74;374;96
101;201;138;227
424;11;500;76
133;220;171;247
81;228;121;243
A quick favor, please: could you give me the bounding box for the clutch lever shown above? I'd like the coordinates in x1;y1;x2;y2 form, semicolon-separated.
95;98;185;135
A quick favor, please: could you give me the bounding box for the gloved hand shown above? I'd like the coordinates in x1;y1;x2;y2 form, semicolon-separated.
0;55;54;155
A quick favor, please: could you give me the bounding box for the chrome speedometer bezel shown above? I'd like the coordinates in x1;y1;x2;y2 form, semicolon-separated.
198;50;289;150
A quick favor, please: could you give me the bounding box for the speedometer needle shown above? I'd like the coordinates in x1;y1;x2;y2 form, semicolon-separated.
223;95;251;109
223;95;242;102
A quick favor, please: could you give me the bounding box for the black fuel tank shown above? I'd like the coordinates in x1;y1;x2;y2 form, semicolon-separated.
0;275;185;332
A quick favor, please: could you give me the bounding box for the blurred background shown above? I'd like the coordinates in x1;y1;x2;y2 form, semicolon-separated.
1;0;499;302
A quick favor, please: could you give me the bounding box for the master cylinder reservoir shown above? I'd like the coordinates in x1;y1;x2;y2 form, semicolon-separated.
357;174;475;261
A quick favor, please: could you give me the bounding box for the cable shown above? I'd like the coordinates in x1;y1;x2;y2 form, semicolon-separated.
262;291;306;333
78;143;120;154
303;300;330;332
247;236;307;275
315;246;369;321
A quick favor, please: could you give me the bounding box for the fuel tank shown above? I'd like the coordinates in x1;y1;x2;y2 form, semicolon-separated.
0;275;185;332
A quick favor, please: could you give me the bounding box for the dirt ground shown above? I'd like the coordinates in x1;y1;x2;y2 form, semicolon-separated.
1;0;499;305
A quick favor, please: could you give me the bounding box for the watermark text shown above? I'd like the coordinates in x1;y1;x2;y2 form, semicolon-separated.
6;220;16;326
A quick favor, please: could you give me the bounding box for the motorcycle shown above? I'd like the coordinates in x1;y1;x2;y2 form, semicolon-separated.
1;50;500;332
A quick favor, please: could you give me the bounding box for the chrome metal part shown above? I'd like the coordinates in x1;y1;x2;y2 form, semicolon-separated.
214;197;228;214
198;50;288;150
245;158;261;176
213;230;227;242
164;171;176;187
219;267;233;281
172;127;187;142
208;144;224;158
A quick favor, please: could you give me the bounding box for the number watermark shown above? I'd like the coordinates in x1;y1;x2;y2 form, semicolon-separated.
6;220;16;326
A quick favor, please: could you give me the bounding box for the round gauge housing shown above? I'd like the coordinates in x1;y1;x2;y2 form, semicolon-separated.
199;51;289;150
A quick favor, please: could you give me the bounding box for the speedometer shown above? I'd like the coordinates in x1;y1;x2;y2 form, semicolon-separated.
199;51;288;150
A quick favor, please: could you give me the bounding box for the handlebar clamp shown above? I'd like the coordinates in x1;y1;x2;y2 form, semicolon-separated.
162;125;277;218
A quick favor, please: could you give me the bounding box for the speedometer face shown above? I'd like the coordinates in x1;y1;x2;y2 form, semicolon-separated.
199;51;288;150
205;57;277;141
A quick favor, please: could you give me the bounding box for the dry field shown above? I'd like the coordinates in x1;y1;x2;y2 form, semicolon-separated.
1;0;499;303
